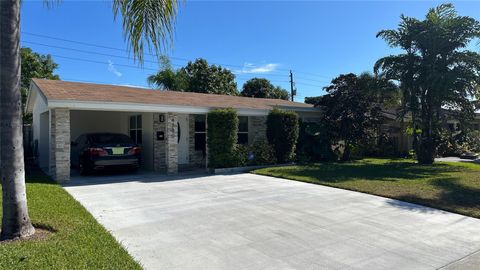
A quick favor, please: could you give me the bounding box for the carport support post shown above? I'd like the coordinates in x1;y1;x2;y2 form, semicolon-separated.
165;113;178;174
49;108;71;182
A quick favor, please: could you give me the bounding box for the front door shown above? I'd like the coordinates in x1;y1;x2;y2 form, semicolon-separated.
177;114;189;165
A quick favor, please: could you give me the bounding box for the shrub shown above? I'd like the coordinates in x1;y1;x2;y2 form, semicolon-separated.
266;108;299;163
296;121;338;162
246;141;277;166
207;108;239;168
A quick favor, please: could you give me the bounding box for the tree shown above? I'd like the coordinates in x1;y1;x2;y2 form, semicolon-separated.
147;56;188;91
313;73;398;161
21;47;60;122
375;3;480;164
148;58;238;95
183;58;238;95
240;78;289;100
0;0;178;241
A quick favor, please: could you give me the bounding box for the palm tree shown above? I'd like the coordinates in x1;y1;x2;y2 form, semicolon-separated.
0;0;179;240
375;4;480;164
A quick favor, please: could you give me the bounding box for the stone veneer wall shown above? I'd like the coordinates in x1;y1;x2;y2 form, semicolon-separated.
248;116;267;144
50;108;70;182
153;113;166;172
188;114;206;167
165;113;178;174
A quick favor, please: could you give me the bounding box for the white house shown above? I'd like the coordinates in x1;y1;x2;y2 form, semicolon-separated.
26;79;321;182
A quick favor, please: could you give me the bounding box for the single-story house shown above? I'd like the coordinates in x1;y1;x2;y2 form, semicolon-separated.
26;79;322;182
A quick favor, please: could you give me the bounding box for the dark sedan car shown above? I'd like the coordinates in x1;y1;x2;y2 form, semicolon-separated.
71;133;141;175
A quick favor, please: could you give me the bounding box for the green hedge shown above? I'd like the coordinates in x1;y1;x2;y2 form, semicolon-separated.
266;108;299;163
207;108;239;168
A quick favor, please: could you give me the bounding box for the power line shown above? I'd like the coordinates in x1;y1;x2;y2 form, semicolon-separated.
22;31;335;80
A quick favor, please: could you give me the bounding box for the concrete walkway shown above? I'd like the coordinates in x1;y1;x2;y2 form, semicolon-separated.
64;173;480;270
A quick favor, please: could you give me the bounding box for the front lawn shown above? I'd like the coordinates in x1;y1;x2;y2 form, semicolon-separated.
0;168;141;270
254;158;480;219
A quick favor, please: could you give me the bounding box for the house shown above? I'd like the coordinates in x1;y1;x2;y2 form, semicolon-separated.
26;79;322;182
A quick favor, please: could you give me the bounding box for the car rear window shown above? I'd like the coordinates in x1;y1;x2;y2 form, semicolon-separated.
89;134;133;144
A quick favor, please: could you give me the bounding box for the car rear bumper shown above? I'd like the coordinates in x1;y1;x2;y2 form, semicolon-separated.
90;156;140;170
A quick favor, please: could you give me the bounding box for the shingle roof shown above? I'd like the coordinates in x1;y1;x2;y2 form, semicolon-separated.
32;79;313;111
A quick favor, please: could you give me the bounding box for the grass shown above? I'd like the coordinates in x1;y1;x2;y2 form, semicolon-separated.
254;158;480;219
0;168;142;270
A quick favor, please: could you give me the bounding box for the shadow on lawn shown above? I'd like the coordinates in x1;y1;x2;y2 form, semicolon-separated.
280;161;462;183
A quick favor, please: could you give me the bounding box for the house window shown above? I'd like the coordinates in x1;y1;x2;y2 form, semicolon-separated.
194;115;206;152
129;115;142;144
238;116;248;145
474;123;480;130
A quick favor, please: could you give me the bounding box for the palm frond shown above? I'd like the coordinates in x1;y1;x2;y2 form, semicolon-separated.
112;0;179;64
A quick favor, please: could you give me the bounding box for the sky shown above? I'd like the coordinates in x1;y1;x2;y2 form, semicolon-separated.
21;0;480;102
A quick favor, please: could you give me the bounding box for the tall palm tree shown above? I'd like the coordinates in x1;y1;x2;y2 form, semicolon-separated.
375;4;480;164
0;0;179;240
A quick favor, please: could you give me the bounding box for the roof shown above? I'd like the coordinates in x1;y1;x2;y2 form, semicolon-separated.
30;79;314;113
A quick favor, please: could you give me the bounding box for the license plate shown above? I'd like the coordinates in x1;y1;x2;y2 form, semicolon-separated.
111;147;125;155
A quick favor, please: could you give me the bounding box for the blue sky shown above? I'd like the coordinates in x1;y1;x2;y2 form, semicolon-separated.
21;1;480;102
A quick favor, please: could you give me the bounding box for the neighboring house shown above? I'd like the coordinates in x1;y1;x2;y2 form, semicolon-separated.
26;79;321;182
380;108;480;155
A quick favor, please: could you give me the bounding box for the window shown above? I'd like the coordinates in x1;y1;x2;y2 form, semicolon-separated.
194;115;206;152
474;123;480;130
237;116;248;145
129;115;142;144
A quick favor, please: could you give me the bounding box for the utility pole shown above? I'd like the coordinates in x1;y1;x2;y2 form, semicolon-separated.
289;70;296;102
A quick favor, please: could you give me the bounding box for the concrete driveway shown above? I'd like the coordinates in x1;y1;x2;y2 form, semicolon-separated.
64;173;480;270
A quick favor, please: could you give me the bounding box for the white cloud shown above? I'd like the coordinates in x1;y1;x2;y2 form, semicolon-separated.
235;62;279;74
107;60;122;77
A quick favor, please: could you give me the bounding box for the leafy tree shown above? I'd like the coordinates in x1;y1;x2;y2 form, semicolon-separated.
184;58;238;95
147;56;188;91
1;0;178;240
240;78;289;100
375;3;480;164
148;58;238;95
20;47;60;122
313;73;398;161
304;96;323;105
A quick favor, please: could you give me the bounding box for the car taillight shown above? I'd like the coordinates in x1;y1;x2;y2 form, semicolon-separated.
128;147;141;155
89;148;108;157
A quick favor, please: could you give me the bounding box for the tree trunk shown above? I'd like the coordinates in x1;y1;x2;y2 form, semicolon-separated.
0;0;35;240
341;141;351;161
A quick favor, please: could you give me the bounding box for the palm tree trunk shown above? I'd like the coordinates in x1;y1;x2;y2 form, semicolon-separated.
0;0;35;240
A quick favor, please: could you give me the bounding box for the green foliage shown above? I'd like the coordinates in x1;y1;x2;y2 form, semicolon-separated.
247;141;277;165
304;96;322;105
21;47;60;123
112;0;178;63
375;3;480;164
148;58;238;95
266;109;299;163
147;56;188;90
312;73;398;161
207;108;239;168
241;78;289;100
296;121;338;162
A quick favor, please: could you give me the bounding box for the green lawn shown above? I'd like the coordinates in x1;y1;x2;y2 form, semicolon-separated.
0;168;142;270
254;158;480;219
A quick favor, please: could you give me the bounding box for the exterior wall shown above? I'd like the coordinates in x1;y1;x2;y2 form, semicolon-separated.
153;113;166;172
189;114;206;167
248;116;267;144
50;108;71;182
32;86;49;170
165;113;178;174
